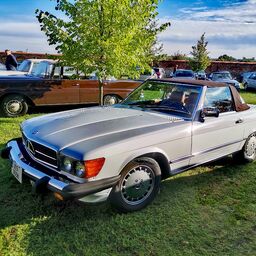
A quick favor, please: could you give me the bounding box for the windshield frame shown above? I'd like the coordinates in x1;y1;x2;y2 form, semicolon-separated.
120;80;203;119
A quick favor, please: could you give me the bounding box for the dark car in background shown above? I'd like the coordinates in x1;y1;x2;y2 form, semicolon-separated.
171;69;195;79
0;60;141;117
244;72;256;90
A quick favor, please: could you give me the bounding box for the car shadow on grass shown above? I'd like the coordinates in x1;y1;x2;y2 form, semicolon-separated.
1;156;255;255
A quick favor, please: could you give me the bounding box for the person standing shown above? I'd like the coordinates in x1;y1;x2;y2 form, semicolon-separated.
5;49;18;70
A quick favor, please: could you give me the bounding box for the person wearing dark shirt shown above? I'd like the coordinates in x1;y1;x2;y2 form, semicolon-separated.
5;49;18;70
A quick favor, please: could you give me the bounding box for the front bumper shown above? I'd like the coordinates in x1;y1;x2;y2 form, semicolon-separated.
1;139;120;200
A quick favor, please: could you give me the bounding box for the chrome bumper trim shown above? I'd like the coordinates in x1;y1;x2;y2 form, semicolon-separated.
7;140;68;192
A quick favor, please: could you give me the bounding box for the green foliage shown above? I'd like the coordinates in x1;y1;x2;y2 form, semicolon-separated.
36;0;170;104
189;33;210;72
170;51;189;60
239;57;256;62
217;54;237;62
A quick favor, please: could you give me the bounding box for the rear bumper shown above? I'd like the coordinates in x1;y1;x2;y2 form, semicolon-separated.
1;139;120;200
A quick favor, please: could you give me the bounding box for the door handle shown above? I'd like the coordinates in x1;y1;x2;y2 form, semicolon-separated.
73;83;79;86
235;118;243;124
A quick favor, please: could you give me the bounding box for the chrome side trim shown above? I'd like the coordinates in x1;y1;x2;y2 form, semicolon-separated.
7;140;68;192
192;139;244;156
170;139;245;164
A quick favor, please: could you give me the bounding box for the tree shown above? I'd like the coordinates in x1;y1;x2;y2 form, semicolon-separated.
217;54;236;61
36;0;170;105
189;33;210;72
170;51;188;60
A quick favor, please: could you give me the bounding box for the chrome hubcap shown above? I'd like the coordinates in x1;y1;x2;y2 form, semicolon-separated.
6;100;23;115
121;165;155;205
104;96;117;106
245;135;256;157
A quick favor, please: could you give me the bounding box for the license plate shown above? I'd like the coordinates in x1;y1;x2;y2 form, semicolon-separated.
11;161;23;183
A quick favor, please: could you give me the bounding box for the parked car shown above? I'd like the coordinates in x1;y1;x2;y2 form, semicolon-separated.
209;71;240;90
0;60;142;117
244;72;256;90
0;59;47;77
172;69;195;79
238;72;255;84
2;78;255;212
195;70;207;80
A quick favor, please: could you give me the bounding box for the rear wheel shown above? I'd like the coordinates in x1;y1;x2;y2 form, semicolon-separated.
234;133;256;163
103;95;120;106
109;157;161;213
0;95;28;117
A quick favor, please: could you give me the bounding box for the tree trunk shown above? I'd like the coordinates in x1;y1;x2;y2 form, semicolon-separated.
98;78;104;106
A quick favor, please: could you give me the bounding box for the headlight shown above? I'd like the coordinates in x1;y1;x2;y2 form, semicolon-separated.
61;157;73;173
75;162;85;178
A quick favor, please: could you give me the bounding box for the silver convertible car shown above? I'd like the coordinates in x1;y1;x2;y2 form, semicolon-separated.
1;79;256;212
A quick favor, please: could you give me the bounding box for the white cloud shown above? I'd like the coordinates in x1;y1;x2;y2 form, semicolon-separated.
0;17;56;53
158;19;256;58
158;0;256;58
180;0;256;23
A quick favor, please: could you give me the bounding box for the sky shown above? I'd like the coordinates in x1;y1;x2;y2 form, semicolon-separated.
0;0;255;58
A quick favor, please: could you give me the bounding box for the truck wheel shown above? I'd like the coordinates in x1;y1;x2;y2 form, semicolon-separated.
0;95;28;117
103;95;119;106
234;133;256;163
109;157;161;213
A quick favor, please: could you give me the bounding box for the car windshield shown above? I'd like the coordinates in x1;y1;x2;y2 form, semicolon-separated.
212;73;232;80
17;60;31;72
121;81;201;118
175;70;194;77
32;62;53;78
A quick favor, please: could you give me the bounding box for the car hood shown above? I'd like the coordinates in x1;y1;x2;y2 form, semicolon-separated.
22;106;184;158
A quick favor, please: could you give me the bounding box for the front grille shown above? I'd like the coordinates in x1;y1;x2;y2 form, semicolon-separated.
22;133;58;168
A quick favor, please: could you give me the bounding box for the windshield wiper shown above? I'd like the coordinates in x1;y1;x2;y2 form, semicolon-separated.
141;105;191;115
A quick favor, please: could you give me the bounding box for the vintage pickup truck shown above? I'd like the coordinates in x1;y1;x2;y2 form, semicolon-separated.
0;60;141;117
1;79;256;212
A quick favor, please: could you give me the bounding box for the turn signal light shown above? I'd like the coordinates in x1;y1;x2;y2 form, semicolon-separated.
84;158;105;178
54;192;64;201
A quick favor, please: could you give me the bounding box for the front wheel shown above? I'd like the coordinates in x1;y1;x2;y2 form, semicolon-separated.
109;157;161;213
0;95;28;117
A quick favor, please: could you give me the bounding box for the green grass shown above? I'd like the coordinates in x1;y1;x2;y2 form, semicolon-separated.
240;90;256;105
0;93;256;255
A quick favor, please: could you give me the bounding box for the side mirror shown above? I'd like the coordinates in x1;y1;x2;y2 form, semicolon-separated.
200;107;220;122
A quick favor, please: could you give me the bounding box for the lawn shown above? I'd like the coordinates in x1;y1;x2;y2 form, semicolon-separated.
0;90;256;256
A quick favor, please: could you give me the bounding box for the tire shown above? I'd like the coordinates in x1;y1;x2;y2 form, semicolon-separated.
0;95;28;117
103;95;120;106
109;157;161;213
234;133;256;163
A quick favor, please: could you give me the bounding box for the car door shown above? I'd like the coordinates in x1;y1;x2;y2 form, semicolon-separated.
43;66;80;105
191;86;245;165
